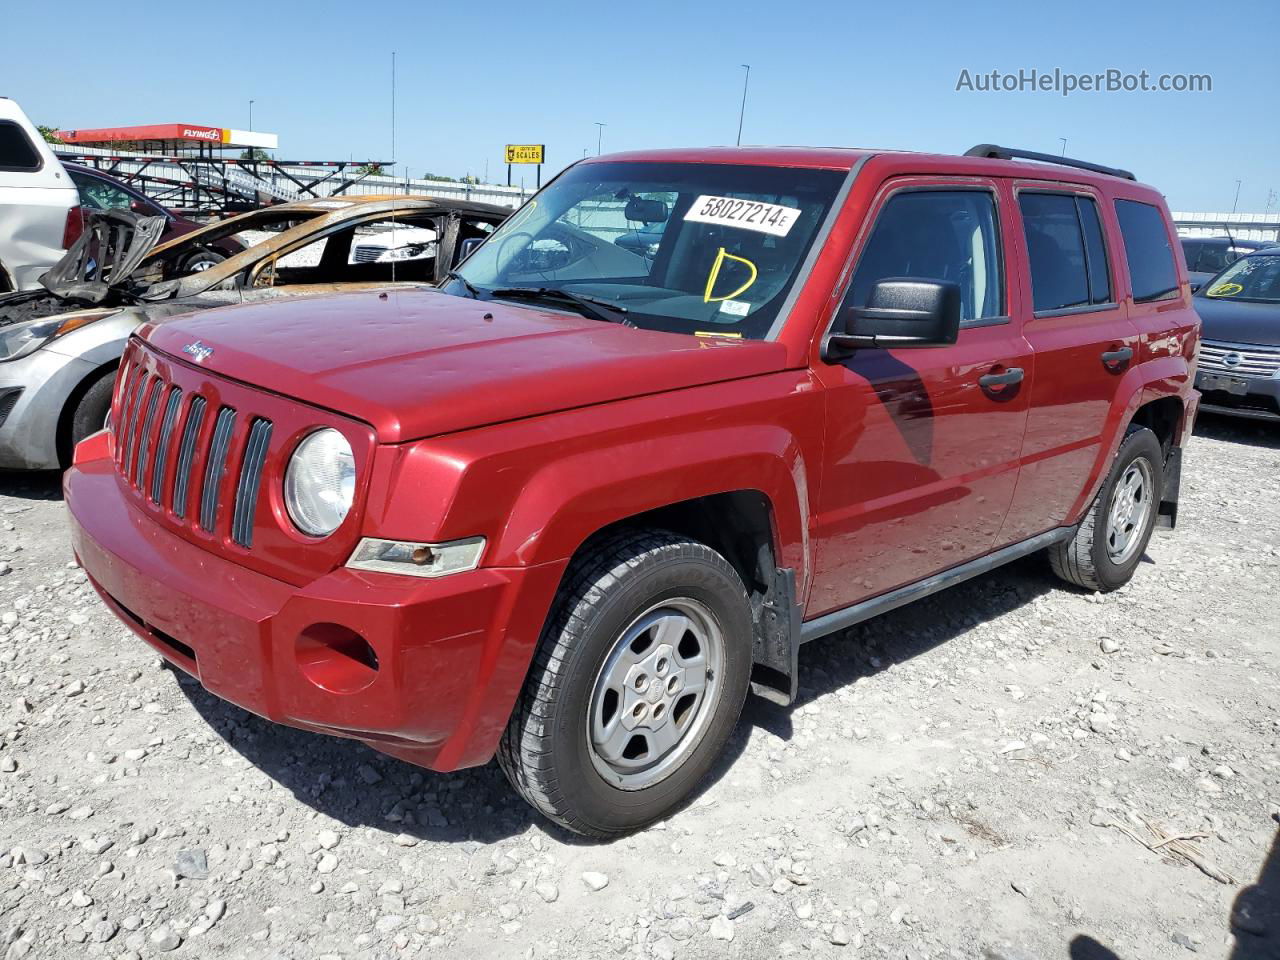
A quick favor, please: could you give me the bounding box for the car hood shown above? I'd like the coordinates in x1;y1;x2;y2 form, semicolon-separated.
1193;295;1280;346
140;288;788;442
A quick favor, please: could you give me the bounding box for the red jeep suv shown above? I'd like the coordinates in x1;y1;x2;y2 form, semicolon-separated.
65;144;1200;838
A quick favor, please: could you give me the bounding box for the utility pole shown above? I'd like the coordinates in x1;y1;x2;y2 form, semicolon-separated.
1232;179;1242;214
1058;137;1067;156
249;100;255;132
737;65;751;146
391;52;397;165
594;122;606;156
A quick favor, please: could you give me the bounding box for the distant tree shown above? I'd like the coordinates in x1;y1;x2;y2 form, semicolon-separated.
240;147;270;161
357;163;387;177
37;125;65;144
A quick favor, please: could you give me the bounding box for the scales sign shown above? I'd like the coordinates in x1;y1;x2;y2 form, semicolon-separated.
505;144;545;164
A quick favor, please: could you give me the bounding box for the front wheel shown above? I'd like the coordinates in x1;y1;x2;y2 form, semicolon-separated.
498;530;752;838
1049;425;1164;592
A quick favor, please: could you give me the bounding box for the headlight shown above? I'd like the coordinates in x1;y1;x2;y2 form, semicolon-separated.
284;428;355;537
380;242;435;262
347;537;485;578
0;310;116;363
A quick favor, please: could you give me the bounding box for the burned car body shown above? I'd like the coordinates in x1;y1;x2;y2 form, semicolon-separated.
0;196;509;469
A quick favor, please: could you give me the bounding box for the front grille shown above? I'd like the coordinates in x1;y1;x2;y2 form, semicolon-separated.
1199;339;1280;378
351;244;386;263
113;362;272;549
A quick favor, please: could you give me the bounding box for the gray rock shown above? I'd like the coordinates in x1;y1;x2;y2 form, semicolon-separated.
708;915;734;941
581;871;609;891
149;927;181;952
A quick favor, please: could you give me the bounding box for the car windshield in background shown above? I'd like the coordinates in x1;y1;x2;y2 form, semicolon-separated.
1203;254;1280;303
450;161;846;339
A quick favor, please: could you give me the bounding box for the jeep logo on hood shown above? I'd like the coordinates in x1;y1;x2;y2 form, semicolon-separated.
183;341;214;362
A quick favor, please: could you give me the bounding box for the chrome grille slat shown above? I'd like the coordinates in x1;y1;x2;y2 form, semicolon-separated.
172;397;206;520
200;408;237;533
232;419;273;548
1199;340;1280;378
123;374;150;475
133;382;164;488
150;388;183;504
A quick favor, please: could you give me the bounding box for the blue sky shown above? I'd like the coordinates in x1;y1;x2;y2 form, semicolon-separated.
4;0;1277;212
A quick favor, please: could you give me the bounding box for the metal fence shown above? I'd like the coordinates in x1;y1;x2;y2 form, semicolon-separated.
1172;212;1280;243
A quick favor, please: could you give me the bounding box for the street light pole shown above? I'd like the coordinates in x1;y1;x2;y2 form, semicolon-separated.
249;100;255;132
1232;179;1242;214
737;65;751;146
1058;137;1067;156
595;122;606;156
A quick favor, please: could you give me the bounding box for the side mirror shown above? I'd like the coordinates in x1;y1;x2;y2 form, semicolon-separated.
456;237;485;262
1189;281;1201;294
824;278;962;360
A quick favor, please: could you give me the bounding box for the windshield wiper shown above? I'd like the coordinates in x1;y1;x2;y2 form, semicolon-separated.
489;286;630;325
446;271;481;299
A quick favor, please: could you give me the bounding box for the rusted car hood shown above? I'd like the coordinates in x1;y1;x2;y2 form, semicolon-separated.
141;288;788;442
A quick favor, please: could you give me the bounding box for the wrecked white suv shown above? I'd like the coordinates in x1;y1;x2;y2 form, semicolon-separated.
0;97;79;293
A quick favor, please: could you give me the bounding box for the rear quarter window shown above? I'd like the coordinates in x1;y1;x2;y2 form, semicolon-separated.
0;120;43;172
1115;199;1179;302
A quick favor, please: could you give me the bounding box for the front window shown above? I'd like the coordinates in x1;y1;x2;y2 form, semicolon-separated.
449;161;846;340
1203;254;1280;303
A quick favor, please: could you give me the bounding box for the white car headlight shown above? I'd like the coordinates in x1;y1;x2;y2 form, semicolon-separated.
284;428;355;537
347;537;485;578
0;310;117;363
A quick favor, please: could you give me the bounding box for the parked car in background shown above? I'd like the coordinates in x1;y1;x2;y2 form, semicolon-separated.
1180;236;1271;291
1192;249;1280;421
0;195;509;469
66;143;1198;837
62;163;243;270
0;97;79;293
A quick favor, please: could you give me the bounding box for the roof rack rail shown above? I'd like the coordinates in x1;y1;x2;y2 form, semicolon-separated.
964;144;1136;182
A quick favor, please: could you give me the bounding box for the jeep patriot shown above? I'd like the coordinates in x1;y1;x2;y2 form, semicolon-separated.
66;144;1200;837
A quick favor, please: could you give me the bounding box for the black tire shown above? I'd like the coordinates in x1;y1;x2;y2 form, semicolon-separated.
1049;425;1164;592
498;529;753;838
67;369;116;461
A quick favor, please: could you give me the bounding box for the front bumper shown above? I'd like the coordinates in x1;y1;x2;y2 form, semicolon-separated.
65;435;566;771
0;346;101;469
1195;370;1280;422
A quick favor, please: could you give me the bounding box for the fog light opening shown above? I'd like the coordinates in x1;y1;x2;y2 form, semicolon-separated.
296;623;379;694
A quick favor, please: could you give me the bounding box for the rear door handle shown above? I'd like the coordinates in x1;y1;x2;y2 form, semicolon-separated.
978;367;1024;389
1101;346;1133;370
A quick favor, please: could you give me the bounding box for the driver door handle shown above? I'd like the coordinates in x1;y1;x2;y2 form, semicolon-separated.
978;367;1024;389
1101;346;1133;371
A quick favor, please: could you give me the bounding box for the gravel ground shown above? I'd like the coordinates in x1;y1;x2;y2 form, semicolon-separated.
1;414;1277;960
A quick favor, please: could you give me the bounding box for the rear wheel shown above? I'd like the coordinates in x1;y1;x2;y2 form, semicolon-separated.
1049;425;1163;592
498;530;752;838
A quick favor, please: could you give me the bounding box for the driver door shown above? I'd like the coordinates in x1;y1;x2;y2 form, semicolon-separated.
807;178;1033;618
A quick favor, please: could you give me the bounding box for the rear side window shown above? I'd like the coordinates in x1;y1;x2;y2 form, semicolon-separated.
0;121;43;172
846;189;1004;322
1018;192;1112;313
1115;199;1179;302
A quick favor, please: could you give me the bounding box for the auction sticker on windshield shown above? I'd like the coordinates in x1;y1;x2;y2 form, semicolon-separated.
684;195;802;237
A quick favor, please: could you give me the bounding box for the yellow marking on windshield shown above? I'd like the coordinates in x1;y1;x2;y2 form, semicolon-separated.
695;330;744;339
1208;281;1243;297
703;247;758;303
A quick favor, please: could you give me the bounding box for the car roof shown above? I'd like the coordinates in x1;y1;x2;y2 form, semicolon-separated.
582;145;1161;194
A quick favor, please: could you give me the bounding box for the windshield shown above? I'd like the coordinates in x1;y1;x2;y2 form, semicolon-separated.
1203;254;1280;303
448;161;846;339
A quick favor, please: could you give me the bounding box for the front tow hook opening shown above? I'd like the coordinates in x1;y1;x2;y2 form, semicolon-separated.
296;623;380;694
